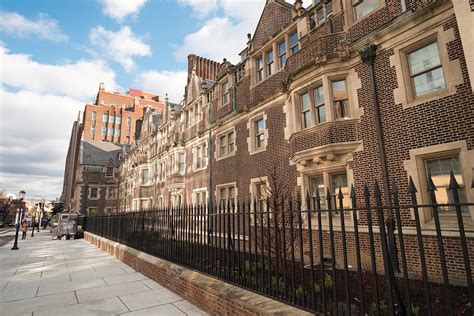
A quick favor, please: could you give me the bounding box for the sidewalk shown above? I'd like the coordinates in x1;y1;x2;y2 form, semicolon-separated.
0;230;207;316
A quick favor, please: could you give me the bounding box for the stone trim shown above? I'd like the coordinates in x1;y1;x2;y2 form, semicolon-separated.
389;24;463;109
84;232;311;316
403;140;474;229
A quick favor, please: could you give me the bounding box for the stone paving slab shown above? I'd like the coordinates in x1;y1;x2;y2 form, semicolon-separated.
0;231;208;316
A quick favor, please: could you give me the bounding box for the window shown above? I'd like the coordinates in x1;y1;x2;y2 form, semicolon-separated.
257;57;264;82
194;190;207;206
222;81;230;105
108;128;113;136
102;114;108;122
178;153;185;174
266;50;274;76
218;131;235;158
90;125;95;134
309;171;350;211
109;115;115;124
101;127;106;136
218;185;236;209
314;85;326;123
425;156;467;214
290;32;299;54
353;0;379;20
188;108;194;127
408;42;445;97
256;182;267;212
127;117;132;126
195;144;207;170
310;0;333;29
105;166;114;177
89;187;99;199
255;119;265;149
228;131;235;154
92;111;97;121
332;80;349;119
116;116;121;124
107;187;117;199
195;102;201;123
115;129;120;137
278;40;287;68
125;130;130;137
301;92;312;129
141;169;149;185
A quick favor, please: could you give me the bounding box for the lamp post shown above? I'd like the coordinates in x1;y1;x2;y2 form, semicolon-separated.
11;190;26;250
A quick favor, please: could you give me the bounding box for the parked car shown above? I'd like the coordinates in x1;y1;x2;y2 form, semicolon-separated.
52;213;84;239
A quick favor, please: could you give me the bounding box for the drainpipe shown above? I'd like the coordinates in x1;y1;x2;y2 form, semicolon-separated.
359;44;399;272
207;92;214;244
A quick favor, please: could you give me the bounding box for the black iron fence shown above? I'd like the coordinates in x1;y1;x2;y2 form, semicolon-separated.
87;174;474;315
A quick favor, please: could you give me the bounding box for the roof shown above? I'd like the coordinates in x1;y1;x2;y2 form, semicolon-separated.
80;140;125;166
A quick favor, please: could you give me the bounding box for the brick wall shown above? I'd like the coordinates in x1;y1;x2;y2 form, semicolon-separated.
84;232;312;316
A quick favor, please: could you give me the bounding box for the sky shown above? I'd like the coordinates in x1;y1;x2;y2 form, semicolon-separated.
0;0;304;201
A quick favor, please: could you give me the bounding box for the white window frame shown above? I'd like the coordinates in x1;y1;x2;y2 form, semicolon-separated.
216;182;237;209
215;128;236;161
247;113;269;155
88;187;100;200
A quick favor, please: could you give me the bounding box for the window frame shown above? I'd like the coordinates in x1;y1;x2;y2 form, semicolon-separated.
278;40;287;69
216;183;237;209
257;56;264;82
266;50;274;76
290;31;299;54
222;80;230;106
105;166;114;178
407;41;446;98
216;129;236;160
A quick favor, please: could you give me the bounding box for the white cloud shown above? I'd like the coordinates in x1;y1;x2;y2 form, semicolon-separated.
89;26;151;72
97;0;147;22
0;11;68;42
0;44;118;100
177;0;217;18
175;0;265;63
0;89;84;200
135;70;187;104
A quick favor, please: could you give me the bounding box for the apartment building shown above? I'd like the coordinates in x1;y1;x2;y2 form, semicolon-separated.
119;0;473;282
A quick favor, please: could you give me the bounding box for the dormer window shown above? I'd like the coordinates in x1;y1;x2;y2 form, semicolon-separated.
309;0;333;30
257;57;264;82
266;50;274;76
222;81;230;105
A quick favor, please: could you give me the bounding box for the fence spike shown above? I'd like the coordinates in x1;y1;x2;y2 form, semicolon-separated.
350;184;356;199
408;176;418;194
448;170;460;190
338;186;344;199
374;181;382;197
426;174;437;192
363;184;370;198
390;179;399;194
326;187;332;201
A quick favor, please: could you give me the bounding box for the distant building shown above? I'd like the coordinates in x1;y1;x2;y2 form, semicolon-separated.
61;84;165;213
68;140;125;214
82;83;165;145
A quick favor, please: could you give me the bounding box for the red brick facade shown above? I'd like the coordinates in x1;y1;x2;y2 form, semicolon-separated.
119;0;473;284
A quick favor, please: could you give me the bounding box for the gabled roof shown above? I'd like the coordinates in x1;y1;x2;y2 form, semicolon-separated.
80;140;125;166
251;0;294;51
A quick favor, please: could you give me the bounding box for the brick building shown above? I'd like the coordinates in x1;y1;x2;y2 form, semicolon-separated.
82;83;165;145
119;0;473;283
61;84;165;213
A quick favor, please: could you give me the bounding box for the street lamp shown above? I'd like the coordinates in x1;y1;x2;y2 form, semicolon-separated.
11;190;26;250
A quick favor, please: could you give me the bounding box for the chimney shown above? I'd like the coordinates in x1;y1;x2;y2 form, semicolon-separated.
99;82;105;91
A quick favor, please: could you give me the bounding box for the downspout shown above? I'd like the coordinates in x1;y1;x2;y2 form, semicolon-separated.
207;91;214;244
359;44;399;271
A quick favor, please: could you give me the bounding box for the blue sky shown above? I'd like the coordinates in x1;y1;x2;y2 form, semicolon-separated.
0;0;301;200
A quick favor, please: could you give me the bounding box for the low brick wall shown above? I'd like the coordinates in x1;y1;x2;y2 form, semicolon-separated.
84;232;312;316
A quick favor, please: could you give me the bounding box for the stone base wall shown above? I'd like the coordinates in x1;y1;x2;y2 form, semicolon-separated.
84;232;312;316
